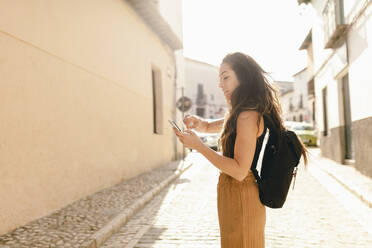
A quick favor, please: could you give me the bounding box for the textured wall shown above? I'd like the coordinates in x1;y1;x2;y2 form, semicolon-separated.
352;117;372;178
0;0;178;234
320;126;345;164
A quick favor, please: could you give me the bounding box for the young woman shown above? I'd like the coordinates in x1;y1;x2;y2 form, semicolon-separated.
172;52;307;248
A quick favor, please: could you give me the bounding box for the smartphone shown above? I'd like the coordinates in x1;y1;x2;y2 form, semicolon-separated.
168;120;182;132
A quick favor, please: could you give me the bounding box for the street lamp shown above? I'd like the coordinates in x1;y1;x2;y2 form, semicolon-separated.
175;87;192;160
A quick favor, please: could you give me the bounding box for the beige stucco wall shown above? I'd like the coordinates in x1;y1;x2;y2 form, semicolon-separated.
0;0;179;234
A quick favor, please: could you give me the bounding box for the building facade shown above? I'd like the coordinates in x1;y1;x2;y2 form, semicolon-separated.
298;0;372;177
292;67;315;124
184;58;227;119
0;0;183;235
280;87;295;122
276;81;296;121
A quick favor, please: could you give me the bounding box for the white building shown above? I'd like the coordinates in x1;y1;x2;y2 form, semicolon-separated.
184;58;227;119
276;81;296;121
297;0;372;177
280;86;295;121
277;74;314;123
292;67;314;124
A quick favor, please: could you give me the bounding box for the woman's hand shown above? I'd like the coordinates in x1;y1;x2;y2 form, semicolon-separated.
183;114;207;132
173;128;204;150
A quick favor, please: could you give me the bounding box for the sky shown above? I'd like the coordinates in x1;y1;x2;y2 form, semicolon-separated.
182;0;313;81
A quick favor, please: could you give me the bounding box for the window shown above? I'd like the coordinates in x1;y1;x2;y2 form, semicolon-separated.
196;84;206;106
308;78;315;97
312;101;316;121
289;97;294;112
340;74;353;159
299;94;304;109
152;68;163;134
322;87;329;136
196;108;205;118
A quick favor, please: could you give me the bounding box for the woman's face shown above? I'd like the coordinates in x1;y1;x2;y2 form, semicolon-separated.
218;63;239;101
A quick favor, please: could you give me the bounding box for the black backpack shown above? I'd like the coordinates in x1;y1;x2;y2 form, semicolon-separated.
251;114;303;208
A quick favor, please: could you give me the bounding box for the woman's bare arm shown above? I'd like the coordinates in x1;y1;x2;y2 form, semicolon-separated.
183;114;225;133
196;111;259;181
202;118;225;133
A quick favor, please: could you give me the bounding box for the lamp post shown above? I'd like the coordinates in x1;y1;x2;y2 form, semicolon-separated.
181;87;185;160
176;87;192;161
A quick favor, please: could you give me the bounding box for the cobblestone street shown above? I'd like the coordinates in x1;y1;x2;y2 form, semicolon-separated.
102;151;372;248
3;1;372;248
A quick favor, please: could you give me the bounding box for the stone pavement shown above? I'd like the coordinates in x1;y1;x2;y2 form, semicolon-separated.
0;159;191;248
102;151;372;248
101;152;221;248
307;148;372;208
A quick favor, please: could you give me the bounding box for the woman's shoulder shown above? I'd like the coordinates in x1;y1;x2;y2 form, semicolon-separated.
237;110;260;120
237;110;264;137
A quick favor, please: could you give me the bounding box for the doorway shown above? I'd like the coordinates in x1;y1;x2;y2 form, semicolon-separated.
340;74;354;161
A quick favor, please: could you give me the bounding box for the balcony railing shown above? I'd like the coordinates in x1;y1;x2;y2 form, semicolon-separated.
323;0;349;49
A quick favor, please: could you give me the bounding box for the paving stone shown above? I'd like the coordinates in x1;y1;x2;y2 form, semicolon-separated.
0;159;186;248
102;152;372;248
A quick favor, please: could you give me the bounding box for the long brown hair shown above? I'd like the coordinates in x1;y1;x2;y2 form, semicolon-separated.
218;52;308;166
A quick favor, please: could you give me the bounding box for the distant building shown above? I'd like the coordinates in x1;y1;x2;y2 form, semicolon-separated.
276;81;296;121
299;29;317;127
297;0;372;177
184;58;227;119
277;76;313;123
276;80;294;95
292;67;314;124
280;88;295;121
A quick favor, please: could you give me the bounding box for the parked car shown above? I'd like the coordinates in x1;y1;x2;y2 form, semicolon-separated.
284;121;318;146
195;131;220;151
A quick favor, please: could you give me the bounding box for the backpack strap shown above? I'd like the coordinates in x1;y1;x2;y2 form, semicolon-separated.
262;114;279;140
262;114;274;131
251;114;271;181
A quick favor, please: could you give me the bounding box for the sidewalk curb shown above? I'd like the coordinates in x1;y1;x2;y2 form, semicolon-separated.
80;159;194;248
321;168;372;208
309;150;372;209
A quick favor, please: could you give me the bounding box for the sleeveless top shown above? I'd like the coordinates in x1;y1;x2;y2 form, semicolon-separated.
224;123;267;173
